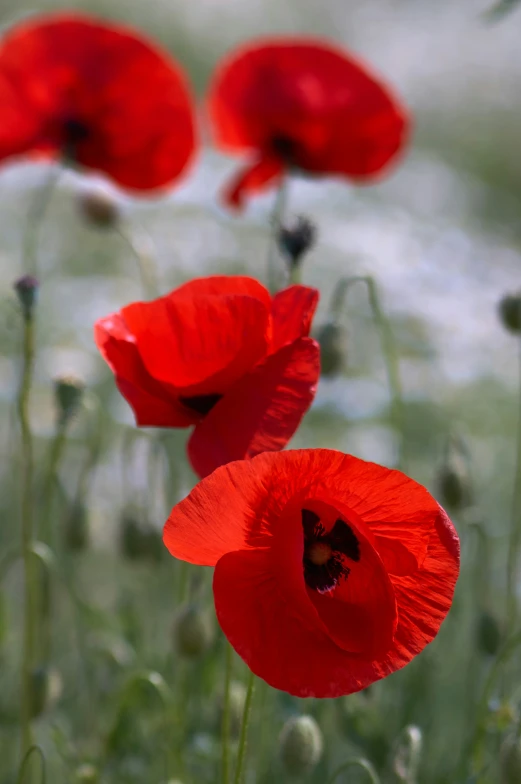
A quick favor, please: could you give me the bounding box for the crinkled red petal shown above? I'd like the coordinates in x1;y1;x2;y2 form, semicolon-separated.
270;285;319;353
187;337;319;477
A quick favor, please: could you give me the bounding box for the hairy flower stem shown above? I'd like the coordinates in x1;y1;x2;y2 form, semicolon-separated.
118;225;159;299
18;307;36;761
233;668;255;784
266;176;288;295
506;337;521;632
22;166;60;276
16;745;46;784
333;276;405;470
327;758;381;784
469;628;521;771
221;642;233;784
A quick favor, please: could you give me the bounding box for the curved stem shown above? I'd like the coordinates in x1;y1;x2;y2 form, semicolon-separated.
506;336;521;632
266;176;288;294
221;642;233;784
470;628;521;769
22;166;60;276
16;745;46;784
118;225;159;299
327;758;381;784
233;668;255;784
18;308;36;757
333;275;405;470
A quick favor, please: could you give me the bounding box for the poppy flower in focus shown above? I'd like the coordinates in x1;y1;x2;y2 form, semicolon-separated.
95;276;320;478
164;449;460;697
209;38;409;208
0;13;195;191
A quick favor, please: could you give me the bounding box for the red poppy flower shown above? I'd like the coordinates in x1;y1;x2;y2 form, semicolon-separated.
0;13;195;191
209;38;409;208
95;276;320;477
164;449;459;697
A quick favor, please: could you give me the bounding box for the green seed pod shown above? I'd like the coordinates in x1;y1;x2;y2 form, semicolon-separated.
54;375;84;425
477;610;502;656
74;764;99;784
499;294;521;334
30;666;63;718
279;715;323;777
173;604;214;658
78;184;120;229
316;321;347;377
436;453;472;511
64;501;89;552
500;733;521;784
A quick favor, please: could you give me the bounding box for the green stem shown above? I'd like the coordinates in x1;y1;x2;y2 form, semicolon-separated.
333;275;405;470
233;668;255;784
506;337;521;632
327;758;381;784
222;642;233;784
470;628;521;770
16;745;46;784
39;422;67;545
266;176;288;294
22;166;60;276
118;225;159;299
18;310;36;759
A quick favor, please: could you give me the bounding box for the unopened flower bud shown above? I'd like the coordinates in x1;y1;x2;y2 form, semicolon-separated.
119;512;163;562
64;501;89;552
436;452;472;511
394;725;422;783
216;680;247;738
54;375;84;425
278;216;317;267
499;294;521;334
500;733;521;784
316;321;347;377
30;666;63;718
477;610;502;656
77;184;120;229
74;764;99;784
279;715;323;776
14;275;39;319
173;604;214;658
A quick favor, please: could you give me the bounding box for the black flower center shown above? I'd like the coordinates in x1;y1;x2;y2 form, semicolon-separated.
64;117;90;145
302;508;360;593
271;134;298;162
179;393;223;416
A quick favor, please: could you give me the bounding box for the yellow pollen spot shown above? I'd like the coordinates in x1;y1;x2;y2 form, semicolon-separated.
306;541;332;566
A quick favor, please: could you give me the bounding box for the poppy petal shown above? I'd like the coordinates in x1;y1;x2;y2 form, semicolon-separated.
163;456;276;566
94;314;195;427
0;13;196;191
223;155;283;210
213;548;383;698
271;493;397;658
187;337;320;477
270;285;319;352
173;275;272;311
121;290;270;395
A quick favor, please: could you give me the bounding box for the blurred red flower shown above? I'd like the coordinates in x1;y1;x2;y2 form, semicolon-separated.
209;39;409;208
0;13;195;191
95;277;320;477
164;449;460;697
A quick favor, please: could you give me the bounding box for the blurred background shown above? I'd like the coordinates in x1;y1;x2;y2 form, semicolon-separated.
1;0;521;782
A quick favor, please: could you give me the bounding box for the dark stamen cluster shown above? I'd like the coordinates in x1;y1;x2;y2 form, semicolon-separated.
302;508;360;593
